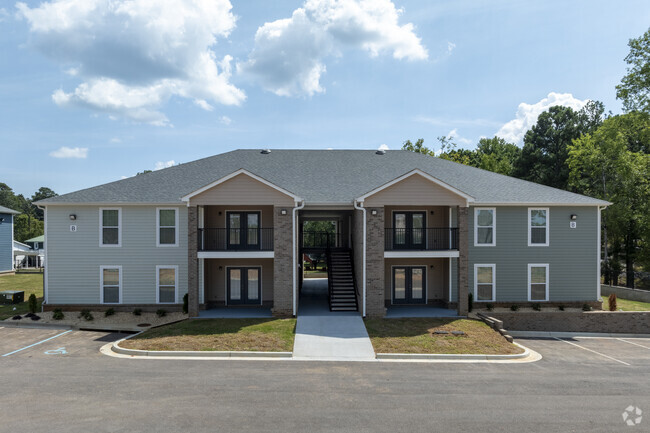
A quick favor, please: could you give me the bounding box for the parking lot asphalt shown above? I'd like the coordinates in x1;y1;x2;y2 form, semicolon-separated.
0;326;649;433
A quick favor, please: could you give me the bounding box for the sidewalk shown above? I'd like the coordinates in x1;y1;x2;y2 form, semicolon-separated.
293;279;375;361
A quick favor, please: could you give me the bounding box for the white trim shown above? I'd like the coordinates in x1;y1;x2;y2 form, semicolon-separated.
384;251;459;258
43;207;48;304
181;169;302;203
474;207;496;247
355;169;474;204
156;265;178;304
197;251;274;259
472;202;611;207
448;258;452;302
353;201;367;317
156;208;179;247
100;265;122;304
528;207;549;247
293;201;305;316
597;207;603;301
527;263;549;302
474;264;496;302
225;265;263;306
99;207;122;247
199;258;205;305
10;214;14;271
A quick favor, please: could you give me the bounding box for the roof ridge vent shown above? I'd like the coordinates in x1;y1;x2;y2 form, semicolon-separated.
375;149;386;155
261;149;271;154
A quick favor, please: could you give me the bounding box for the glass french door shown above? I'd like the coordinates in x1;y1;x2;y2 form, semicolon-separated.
227;212;260;250
227;267;261;305
393;212;426;249
392;266;426;304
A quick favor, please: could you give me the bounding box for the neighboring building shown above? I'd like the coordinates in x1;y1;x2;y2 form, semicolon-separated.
14;235;45;269
36;149;609;316
0;205;20;274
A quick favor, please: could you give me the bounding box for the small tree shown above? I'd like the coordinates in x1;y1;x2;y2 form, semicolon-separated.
608;293;618;311
28;293;37;314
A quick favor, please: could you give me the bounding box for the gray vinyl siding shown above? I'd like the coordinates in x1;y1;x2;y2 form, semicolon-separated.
0;213;13;272
468;206;599;302
46;206;188;304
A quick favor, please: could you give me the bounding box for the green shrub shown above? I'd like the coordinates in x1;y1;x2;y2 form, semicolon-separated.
485;303;494;311
28;294;37;314
133;308;142;316
558;305;565;311
183;293;188;314
79;309;94;321
156;309;167;318
582;304;592;311
532;303;541;311
608;293;617;311
52;309;64;320
510;304;520;311
468;292;473;313
104;308;115;317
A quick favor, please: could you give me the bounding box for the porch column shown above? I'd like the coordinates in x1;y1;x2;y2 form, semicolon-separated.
457;206;469;316
366;207;385;317
272;206;293;316
188;205;199;317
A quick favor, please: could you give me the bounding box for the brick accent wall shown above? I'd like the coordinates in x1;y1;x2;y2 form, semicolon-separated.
457;206;469;315
487;311;650;334
188;206;199;317
353;209;364;313
366;207;386;317
272;206;293;316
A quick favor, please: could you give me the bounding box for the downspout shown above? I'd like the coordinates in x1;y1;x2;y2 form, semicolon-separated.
292;200;305;316
353;201;366;317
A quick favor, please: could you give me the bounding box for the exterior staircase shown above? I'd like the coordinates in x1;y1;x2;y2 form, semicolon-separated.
327;250;359;312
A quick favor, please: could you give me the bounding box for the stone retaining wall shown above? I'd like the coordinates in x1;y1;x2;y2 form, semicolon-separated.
487;311;650;334
601;285;650;303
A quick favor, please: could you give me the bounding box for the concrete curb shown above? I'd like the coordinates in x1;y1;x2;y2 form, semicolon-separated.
110;332;293;359
0;321;73;331
376;342;532;361
509;330;650;339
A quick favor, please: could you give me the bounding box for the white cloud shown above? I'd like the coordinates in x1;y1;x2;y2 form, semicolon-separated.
447;128;472;146
219;115;232;125
154;160;176;170
17;0;245;125
447;41;456;54
496;92;588;144
378;143;389;151
49;146;88;159
110;137;121;143
238;0;428;97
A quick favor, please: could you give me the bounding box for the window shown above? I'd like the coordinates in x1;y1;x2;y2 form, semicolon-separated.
528;264;549;301
157;208;178;247
528;208;549;246
474;264;495;302
100;208;121;247
474;208;495;246
156;265;178;304
100;266;121;304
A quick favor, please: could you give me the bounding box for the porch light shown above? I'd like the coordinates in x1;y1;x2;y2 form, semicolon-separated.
69;214;77;221
570;214;577;220
371;209;377;216
0;218;4;223
281;209;287;215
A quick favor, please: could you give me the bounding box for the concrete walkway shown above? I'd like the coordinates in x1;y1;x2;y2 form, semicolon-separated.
293;278;375;361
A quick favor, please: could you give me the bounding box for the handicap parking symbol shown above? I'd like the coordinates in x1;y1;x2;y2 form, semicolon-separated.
44;347;67;355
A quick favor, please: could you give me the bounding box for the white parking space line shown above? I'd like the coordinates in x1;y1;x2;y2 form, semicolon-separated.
1;330;72;357
617;338;650;350
554;337;631;366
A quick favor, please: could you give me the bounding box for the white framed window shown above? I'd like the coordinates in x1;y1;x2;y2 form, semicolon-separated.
100;208;121;247
474;264;496;302
156;208;179;247
528;264;549;301
528;208;549;246
156;265;178;304
100;266;122;304
474;208;496;246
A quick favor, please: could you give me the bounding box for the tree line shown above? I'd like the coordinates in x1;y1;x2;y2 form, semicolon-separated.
0;183;57;243
403;28;650;289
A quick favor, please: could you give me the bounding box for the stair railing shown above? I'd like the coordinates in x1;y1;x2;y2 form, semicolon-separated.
349;242;360;310
326;248;333;311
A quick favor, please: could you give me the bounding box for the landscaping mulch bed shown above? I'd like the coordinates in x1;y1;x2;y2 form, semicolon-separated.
364;318;523;355
121;318;296;352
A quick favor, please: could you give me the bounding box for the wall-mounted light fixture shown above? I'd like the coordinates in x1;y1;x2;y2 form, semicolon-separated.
219;266;223;270
218;211;222;216
69;214;77;221
281;209;287;215
430;210;435;215
0;218;4;223
570;214;577;220
371;209;378;216
430;265;435;270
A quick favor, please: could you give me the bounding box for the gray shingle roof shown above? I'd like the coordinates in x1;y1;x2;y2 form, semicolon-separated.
0;205;20;214
37;149;609;206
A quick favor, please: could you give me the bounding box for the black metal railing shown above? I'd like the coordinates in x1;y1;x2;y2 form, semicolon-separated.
301;231;345;249
384;227;459;251
198;228;274;251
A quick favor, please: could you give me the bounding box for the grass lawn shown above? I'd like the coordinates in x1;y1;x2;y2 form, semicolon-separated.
364;318;523;355
121;318;296;352
0;273;43;320
601;296;650;311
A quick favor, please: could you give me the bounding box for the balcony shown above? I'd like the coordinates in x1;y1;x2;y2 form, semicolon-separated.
385;227;458;251
198;228;274;252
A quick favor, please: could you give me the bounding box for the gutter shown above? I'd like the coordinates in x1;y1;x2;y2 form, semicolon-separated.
292;200;305;316
353;201;366;317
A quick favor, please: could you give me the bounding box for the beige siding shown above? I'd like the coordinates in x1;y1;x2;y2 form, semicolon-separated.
204;205;274;228
204;258;274;302
384;258;447;302
364;174;467;207
190;174;295;206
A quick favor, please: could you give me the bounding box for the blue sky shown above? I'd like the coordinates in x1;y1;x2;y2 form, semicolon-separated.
1;0;648;197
